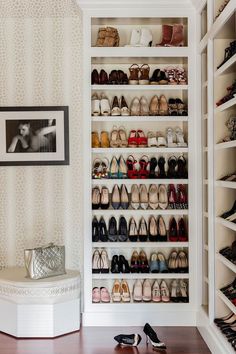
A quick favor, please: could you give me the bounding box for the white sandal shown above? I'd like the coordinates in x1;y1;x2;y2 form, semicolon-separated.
91;93;100;116
130;97;140;116
100;93;110;116
166;127;177;147
175;127;187;147
147;131;157;147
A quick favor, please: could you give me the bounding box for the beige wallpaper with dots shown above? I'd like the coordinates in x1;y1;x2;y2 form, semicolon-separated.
0;0;83;271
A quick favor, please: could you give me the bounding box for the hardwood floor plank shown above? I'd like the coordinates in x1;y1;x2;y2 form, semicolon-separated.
0;327;211;354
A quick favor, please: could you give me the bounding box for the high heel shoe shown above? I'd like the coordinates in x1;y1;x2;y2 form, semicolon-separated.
118;216;128;242
139;155;149;179
108;216;118;241
126;155;139;179
129;217;138;242
99;216;108;242
149;157;158;178
100;186;109;209
143;323;166;349
157;156;166;178
111;184;120;209
138;216;148;241
114;333;142;347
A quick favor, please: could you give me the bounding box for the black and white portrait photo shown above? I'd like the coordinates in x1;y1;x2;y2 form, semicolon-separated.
6;119;57;153
0;106;69;166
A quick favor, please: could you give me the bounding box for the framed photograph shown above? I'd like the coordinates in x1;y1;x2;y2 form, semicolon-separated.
0;106;69;166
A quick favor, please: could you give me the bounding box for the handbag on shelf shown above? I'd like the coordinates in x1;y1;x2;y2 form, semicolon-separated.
24;243;66;280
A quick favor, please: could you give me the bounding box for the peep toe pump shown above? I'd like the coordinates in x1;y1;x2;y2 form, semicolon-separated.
143;323;166;349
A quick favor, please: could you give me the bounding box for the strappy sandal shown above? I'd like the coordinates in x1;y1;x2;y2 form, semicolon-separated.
92;158;102;179
139;64;150;85
166;127;177;147
147;131;157;147
164;66;177;85
168;98;178;116
175;67;187;85
126;155;139;179
128;64;140;85
101;157;109;178
139;155;150;179
128;130;138;147
175;127;187;147
137;129;147;147
110;126;120;148
118;126;128;147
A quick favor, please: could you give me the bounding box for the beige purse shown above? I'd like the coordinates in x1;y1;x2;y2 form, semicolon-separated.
24;243;66;280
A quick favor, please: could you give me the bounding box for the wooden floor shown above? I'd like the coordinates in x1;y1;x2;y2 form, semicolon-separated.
0;327;211;354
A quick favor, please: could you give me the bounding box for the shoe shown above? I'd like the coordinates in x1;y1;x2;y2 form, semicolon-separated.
160;280;170;302
177;155;188;178
179;280;189;302
130;97;141;115
100;131;110;148
143;323;166;349
130;250;140;273
92;186;100;209
131;184;140;209
178;217;188;241
138;217;148;241
117;70;128;84
92;250;101;273
100;158;109;179
120;280;131;302
170;279;179;302
149;184;159;209
103;27;120;47
129;217;138;242
137;129;148;147
92;216;99;242
92;287;100;303
100;287;110;303
149;216;158;241
133;279;143;301
92;131;100;148
99;69;108;85
152;280;161;302
95;27;107;47
167;156;177;178
140;28;153;47
149;157;158;178
168;24;184;47
158;184;168;210
159;95;168;115
166;127;177;147
176;98;187;115
120;184;129;209
129;64;139;85
109;156;119;178
168;250;178;272
139;64;150;85
118;216;128;242
168;184;177;209
175;127;187;147
100;249;109;273
127;28;141;46
147;131;157;147
157;156;166;178
118;155;128;178
111;96;121;116
150;252;159;273
150;70;160;85
127;155;139;179
119;255;130;273
220;201;236;220
139;250;149;273
114;334;142;347
110;126;120;148
108;216;118;241
112;280;121;302
176;67;187;85
149;95;159;115
165;66;177;85
157;216;167;241
120;95;130;116
157;252;168;273
140;184;148;209
91;69;100;84
91;93;100;116
139;156;149;179
177;184;188;209
111;184;120;209
100;93;110;116
99;216;108;242
157;70;169;85
143;279;152;301
156;24;172;46
140;96;149;115
168;98;178;115
111;255;120;273
100;186;109;209
128;130;138;147
177;250;188;273
169;217;178;241
157;133;167;147
118;127;128;147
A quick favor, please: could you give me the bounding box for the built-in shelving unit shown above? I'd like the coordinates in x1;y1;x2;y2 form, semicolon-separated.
79;0;197;327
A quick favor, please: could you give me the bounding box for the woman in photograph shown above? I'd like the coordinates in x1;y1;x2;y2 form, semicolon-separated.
8;119;56;153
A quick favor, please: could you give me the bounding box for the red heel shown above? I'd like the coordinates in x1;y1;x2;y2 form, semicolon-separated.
168;184;177;209
137;129;147;147
126;155;139;179
177;184;188;209
139;155;149;179
178;217;188;241
128;130;138;147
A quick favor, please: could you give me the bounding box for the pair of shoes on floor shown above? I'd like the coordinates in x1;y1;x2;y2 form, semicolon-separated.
114;322;166;349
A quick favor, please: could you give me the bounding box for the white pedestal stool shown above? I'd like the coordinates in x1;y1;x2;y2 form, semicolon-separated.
0;267;80;338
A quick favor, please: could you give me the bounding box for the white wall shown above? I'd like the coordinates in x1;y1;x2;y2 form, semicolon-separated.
0;0;83;271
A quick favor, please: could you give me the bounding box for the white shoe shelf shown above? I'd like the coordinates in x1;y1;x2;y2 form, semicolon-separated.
79;0;198;328
197;1;236;353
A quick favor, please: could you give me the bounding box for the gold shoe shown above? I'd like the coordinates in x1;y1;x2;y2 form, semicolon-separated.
131;184;140;210
149;95;159;116
92;131;100;148
159;94;168;115
100;131;110;148
148;184;159;209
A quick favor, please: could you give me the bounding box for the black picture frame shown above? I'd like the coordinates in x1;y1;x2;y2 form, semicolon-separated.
0;106;69;166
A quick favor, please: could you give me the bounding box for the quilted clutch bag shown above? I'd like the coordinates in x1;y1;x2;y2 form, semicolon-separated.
24;243;66;280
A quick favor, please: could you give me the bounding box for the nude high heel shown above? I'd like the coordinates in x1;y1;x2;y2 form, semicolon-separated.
149;95;159;116
131;184;140;210
148;184;159;209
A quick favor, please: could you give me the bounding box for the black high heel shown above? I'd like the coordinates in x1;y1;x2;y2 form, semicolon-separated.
149;157;158;178
177;155;188;178
157;156;166;178
143;323;166;349
167;156;177;178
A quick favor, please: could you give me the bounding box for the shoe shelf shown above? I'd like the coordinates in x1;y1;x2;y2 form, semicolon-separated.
215;53;236;77
217;253;236;274
92;84;189;91
92;273;189;280
90;47;190;58
91;116;189;122
215;140;236;150
92;242;189;248
214;96;236;113
216;216;236;232
215;180;236;189
92;179;189;185
91;302;191;309
216;290;236;315
211;0;236;39
92;147;189;153
93;209;189;216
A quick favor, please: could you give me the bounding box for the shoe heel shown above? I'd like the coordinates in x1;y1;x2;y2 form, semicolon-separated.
146;335;149;345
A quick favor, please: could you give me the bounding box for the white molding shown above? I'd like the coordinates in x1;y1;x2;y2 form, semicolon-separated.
92;273;189;280
93;209;189;216
217;253;236;274
215;140;236;150
77;0;194;9
92;84;189;91
216;216;236;232
92;116;189;122
90;47;190;57
92;179;189;185
92;147;189;153
93;242;189;248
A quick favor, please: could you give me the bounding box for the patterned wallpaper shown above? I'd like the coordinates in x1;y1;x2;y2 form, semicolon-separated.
0;0;83;271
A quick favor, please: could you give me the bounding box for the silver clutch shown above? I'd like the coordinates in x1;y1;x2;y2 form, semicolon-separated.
24;243;66;280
